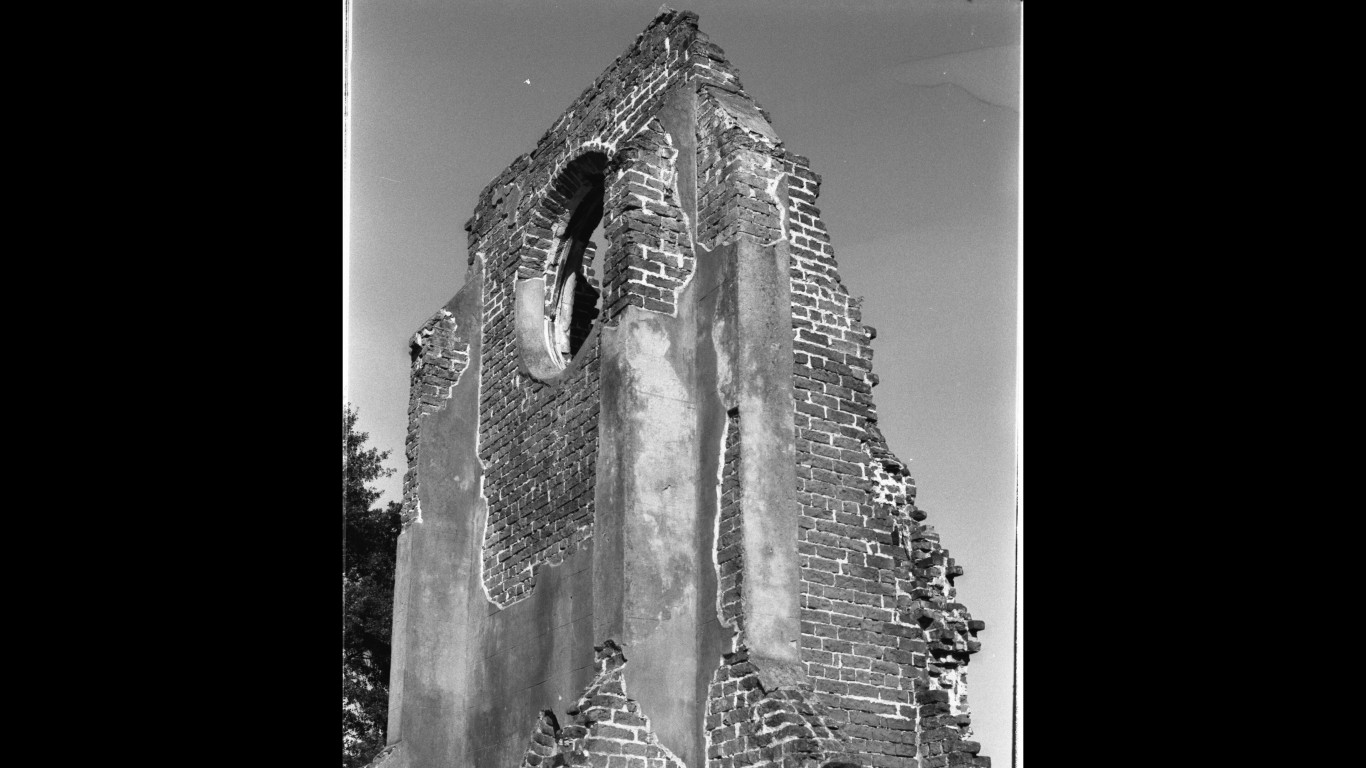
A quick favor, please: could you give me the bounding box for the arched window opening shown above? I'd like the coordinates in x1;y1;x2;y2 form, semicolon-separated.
513;151;609;383
544;177;605;368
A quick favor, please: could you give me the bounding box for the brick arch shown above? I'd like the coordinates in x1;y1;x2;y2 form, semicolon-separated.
513;149;611;384
481;148;615;607
519;150;611;283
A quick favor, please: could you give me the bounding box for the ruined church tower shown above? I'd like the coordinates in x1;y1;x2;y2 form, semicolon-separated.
379;9;989;768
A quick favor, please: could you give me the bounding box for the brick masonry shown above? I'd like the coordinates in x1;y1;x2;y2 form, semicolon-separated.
715;410;742;630
784;152;990;767
402;308;470;527
462;9;704;608
387;8;990;768
519;641;686;768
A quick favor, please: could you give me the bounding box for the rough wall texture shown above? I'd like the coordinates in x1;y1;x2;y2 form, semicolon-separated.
467;8;701;608
784;154;987;768
519;640;685;768
715;410;742;630
380;8;989;768
402;307;470;526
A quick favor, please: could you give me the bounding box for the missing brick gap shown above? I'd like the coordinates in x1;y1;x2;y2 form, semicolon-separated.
712;413;731;630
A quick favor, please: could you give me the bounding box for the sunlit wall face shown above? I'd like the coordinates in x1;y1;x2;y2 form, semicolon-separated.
346;0;1020;760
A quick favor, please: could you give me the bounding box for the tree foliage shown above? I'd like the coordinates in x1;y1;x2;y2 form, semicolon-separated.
343;405;401;768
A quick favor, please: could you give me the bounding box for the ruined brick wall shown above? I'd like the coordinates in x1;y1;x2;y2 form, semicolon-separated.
462;11;701;607
783;155;988;768
715;410;742;630
402;308;470;526
388;8;990;768
519;641;685;768
601;119;695;322
687;21;990;768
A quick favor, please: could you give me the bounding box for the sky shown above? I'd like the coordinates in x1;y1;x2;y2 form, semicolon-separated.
345;0;1020;760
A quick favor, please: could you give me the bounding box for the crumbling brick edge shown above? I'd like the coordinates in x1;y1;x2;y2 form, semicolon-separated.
401;308;470;528
519;639;685;768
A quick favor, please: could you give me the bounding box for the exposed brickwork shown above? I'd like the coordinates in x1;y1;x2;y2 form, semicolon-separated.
463;10;702;262
527;152;611;285
694;87;785;251
475;293;599;607
684;60;996;766
398;9;993;766
704;646;851;768
521;710;562;768
601;117;696;322
707;414;855;768
715;410;742;629
401;308;470;527
904;516;987;767
463;9;707;607
521;640;685;768
472;154;602;607
687;30;753;108
784;153;989;767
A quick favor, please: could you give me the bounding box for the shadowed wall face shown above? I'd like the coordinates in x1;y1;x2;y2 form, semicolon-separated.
381;9;993;768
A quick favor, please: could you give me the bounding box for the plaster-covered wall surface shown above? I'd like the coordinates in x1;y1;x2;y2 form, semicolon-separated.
379;8;990;768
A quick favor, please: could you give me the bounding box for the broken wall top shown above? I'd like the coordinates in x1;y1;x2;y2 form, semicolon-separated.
462;6;800;263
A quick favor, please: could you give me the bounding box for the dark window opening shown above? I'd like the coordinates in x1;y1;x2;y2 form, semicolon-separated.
546;177;605;366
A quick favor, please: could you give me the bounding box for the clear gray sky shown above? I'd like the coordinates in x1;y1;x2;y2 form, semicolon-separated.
345;0;1019;759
